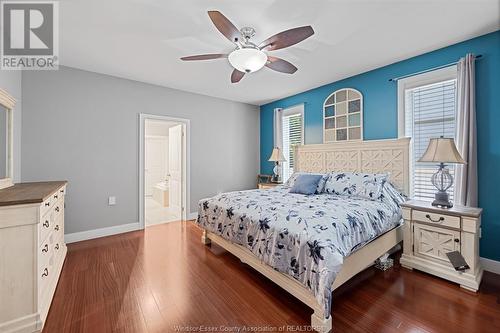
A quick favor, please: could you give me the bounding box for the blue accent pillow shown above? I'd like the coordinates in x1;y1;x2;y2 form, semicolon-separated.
285;172;329;193
289;174;324;195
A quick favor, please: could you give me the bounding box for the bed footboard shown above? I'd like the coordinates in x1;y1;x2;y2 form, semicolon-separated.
200;228;332;332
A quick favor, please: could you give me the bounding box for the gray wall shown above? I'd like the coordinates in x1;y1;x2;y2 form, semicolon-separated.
0;71;22;182
22;66;259;234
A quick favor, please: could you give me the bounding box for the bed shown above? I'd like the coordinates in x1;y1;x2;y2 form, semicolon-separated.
196;138;410;332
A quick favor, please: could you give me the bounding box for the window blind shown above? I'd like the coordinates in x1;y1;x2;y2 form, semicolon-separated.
282;113;303;182
405;79;457;201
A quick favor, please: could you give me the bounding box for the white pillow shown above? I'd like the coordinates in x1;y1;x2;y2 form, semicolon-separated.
324;172;388;200
285;172;329;194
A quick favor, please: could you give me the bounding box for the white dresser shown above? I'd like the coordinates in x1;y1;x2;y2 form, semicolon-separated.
0;181;67;333
400;200;483;292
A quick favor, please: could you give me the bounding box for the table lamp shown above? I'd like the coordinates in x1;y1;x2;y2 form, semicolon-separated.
418;137;465;208
268;147;286;183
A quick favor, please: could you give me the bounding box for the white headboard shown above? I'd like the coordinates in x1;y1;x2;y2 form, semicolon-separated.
294;138;410;195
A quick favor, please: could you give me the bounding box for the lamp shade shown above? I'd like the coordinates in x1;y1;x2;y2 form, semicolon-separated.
418;137;465;164
268;147;286;162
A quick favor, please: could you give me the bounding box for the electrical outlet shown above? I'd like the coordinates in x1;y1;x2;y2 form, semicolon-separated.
108;196;116;205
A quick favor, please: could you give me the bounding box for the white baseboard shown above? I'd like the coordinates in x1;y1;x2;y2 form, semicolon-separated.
65;222;141;244
188;212;198;220
480;257;500;275
0;313;41;333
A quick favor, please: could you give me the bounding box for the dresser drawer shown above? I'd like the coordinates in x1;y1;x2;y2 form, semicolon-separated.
38;254;53;298
53;214;63;241
51;190;62;203
53;236;64;261
40;195;53;217
38;240;52;274
58;186;66;196
52;198;64;221
39;214;53;244
413;209;460;230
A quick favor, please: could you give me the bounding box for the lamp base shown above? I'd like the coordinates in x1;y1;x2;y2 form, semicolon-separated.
432;190;453;208
272;162;281;183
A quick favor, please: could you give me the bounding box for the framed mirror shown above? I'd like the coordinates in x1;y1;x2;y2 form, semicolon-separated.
0;88;15;190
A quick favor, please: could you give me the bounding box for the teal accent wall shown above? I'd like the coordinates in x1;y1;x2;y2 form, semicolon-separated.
260;30;500;261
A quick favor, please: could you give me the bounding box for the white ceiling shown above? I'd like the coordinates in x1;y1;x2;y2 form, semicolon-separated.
60;0;500;105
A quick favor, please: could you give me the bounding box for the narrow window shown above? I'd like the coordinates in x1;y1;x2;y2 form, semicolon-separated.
398;66;457;201
282;106;304;182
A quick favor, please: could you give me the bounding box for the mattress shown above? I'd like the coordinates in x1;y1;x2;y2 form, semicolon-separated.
196;184;404;317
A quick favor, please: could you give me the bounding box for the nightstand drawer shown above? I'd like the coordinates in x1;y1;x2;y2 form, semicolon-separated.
414;223;460;264
413;209;460;230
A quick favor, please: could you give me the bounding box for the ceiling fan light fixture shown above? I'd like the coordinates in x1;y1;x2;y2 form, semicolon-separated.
228;48;267;73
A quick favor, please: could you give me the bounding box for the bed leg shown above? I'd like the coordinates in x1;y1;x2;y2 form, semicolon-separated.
311;310;332;333
201;230;211;245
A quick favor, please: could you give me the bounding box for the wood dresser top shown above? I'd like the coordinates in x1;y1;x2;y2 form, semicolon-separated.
0;181;67;207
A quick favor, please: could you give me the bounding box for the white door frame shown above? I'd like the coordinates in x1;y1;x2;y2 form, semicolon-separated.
139;113;190;229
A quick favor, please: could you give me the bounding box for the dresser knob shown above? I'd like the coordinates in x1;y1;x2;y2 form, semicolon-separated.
55;225;60;231
42;244;48;253
60;189;64;193
45;202;50;207
54;194;58;199
55;243;59;250
43;220;49;228
425;214;444;223
454;238;460;243
42;268;49;277
55;206;60;212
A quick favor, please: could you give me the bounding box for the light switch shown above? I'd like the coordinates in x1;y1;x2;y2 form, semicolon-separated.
108;196;116;205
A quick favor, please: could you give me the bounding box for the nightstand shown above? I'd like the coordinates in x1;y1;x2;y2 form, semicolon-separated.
400;200;483;292
258;182;281;189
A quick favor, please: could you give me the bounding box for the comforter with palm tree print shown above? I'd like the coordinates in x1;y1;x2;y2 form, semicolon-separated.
196;183;405;318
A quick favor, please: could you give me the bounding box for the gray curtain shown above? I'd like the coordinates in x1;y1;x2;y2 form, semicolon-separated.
273;108;283;150
455;54;478;207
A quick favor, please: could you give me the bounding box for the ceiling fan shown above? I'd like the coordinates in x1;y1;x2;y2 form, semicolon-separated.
181;11;314;83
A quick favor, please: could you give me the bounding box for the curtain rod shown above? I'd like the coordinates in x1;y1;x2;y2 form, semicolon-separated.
389;54;483;82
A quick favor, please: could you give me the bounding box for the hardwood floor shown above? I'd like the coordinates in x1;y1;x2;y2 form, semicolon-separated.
44;221;500;333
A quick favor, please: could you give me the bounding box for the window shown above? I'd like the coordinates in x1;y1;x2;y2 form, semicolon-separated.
398;66;457;201
323;88;363;142
281;105;304;182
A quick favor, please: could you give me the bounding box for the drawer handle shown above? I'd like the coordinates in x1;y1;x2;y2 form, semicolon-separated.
45;202;50;207
43;220;50;228
55;243;59;250
42;244;48;253
60;190;64;193
54;194;58;199
55;225;60;231
42;268;49;277
55;206;60;212
425;214;445;223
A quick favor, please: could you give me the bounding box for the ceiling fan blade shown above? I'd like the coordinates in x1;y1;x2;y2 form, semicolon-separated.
207;11;241;43
266;56;298;74
231;69;245;83
259;26;314;51
180;54;227;61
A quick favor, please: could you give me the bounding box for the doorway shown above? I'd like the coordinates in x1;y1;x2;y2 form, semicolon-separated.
139;114;189;229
